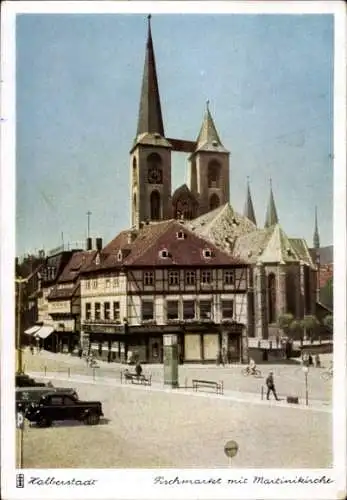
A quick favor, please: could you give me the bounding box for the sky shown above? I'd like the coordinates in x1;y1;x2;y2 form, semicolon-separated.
15;13;334;257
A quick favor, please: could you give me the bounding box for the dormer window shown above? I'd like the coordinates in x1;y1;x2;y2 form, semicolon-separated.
248;250;252;257
117;250;123;261
212;140;218;147
258;248;263;255
159;249;169;259
203;248;212;259
287;248;292;256
95;254;100;266
176;231;186;240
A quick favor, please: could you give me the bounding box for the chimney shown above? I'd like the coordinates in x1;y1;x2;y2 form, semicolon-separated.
86;237;92;251
95;238;103;252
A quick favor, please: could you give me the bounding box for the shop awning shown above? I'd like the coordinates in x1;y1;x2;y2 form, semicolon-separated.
35;325;54;339
24;325;41;335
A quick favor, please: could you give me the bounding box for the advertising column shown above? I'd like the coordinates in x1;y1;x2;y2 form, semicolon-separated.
163;334;178;388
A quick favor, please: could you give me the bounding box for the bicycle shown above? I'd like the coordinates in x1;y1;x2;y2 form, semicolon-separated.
242;366;262;378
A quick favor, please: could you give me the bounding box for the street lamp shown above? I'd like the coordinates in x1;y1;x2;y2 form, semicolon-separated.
15;277;29;374
302;366;309;406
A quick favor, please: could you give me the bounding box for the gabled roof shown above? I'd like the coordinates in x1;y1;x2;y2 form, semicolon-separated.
232;227;275;263
193;103;229;154
187;202;256;253
123;220;245;267
57;250;98;282
264;181;279;228
172;184;198;204
259;224;299;264
82;220;245;272
289;238;316;269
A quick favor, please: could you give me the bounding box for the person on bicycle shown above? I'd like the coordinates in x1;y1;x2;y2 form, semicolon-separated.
249;357;257;375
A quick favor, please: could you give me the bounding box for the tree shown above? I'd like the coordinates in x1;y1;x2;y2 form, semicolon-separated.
323;314;333;332
301;315;320;340
277;313;294;337
289;319;303;339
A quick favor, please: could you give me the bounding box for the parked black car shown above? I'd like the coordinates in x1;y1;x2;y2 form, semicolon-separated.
15;373;46;388
16;387;78;413
25;392;104;427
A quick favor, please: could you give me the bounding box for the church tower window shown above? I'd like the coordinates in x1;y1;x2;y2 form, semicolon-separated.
208;160;221;188
268;273;277;324
209;193;220;211
150;190;161;220
147;153;163;184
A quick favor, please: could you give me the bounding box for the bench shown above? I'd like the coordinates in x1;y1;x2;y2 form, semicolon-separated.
121;371;152;386
192;379;224;395
286;396;299;404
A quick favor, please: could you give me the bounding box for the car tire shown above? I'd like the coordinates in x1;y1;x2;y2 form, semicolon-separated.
84;413;100;425
38;417;51;428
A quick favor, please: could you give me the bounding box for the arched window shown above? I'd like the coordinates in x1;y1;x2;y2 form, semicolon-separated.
209;193;220;211
132;157;137;185
208;160;221;188
133;192;137;214
268;273;277;324
147;153;163;184
150;190;161;220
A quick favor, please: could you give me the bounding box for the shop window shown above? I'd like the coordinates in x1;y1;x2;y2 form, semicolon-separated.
167;300;179;320
268;273;277;324
200;300;212;320
185;270;196;286
168;270;179;286
224;270;234;285
85;303;91;320
104;302;110;320
95;302;101;321
222;300;233;319
113;301;120;321
183;300;195;320
201;270;212;284
143;271;154;286
142;301;154;321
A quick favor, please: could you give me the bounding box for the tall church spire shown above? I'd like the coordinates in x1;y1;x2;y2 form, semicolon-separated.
136;15;165;138
313;206;320;248
243;177;257;225
195;101;228;153
264;178;279;228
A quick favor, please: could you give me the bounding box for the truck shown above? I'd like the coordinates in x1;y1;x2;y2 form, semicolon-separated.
24;391;104;427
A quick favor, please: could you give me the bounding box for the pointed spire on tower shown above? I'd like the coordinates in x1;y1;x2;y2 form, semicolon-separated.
313;206;320;249
136;15;165;139
243;176;257;225
264;178;279;228
194;101;229;153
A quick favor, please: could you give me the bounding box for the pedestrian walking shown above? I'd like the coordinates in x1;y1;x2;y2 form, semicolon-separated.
30;344;34;355
314;354;321;368
265;371;279;401
135;361;143;379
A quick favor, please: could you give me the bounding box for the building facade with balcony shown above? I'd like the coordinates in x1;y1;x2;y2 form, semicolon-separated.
80;220;249;364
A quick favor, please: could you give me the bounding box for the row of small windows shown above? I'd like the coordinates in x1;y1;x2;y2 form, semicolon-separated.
142;299;234;321
143;270;234;286
85;277;119;289
85;301;120;321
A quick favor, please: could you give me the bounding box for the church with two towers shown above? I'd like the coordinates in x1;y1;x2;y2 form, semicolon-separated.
127;16;321;343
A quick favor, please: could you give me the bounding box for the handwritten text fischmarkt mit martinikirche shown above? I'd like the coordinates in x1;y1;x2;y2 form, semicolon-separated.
154;475;334;486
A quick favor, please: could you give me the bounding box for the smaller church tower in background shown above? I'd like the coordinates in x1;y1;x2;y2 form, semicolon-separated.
243;177;257;225
313;206;320;249
189;102;230;216
264;178;279;228
130;16;172;229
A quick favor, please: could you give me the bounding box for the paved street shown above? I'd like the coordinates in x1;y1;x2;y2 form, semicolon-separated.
22;349;332;403
17;350;332;469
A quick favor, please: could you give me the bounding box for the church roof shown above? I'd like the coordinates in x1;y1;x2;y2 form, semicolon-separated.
289;238;316;269
172;184;198;204
243;179;257;225
193;103;229;154
264;180;279;228
187;202;256;253
134;16;168;148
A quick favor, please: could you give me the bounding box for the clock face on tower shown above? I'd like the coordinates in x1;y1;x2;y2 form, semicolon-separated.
147;166;163;184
